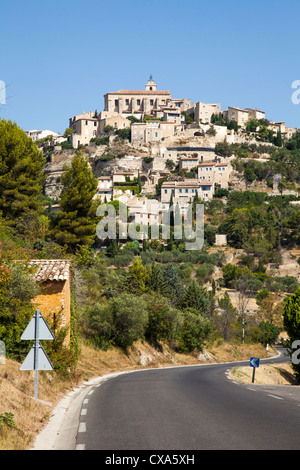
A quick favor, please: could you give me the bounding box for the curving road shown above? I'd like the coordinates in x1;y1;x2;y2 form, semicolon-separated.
75;349;300;451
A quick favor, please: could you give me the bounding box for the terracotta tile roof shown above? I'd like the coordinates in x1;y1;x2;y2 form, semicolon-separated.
29;259;71;282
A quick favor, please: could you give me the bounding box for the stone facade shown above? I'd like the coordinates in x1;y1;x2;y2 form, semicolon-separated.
195;102;221;124
104;78;172;120
161;179;214;209
198;161;232;189
69;111;98;148
131;121;179;146
29;260;72;346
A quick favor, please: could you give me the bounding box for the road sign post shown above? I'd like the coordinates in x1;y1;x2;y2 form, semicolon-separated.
250;357;260;383
20;310;54;400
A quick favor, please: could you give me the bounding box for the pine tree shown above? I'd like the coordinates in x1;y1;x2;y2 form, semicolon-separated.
0;119;45;226
181;280;209;313
283;287;300;380
52;151;98;251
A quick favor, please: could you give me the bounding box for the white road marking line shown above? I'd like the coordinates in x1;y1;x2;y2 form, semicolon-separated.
88;389;94;396
78;422;86;433
83;398;89;404
76;444;85;450
268;394;283;400
247;387;257;391
81;408;87;416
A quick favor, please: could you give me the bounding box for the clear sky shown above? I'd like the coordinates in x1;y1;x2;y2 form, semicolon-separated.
1;0;300;133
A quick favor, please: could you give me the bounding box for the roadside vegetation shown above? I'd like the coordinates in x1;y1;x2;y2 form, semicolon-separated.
0;118;300;448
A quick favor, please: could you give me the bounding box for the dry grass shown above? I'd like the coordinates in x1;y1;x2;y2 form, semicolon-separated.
229;363;297;386
0;340;294;450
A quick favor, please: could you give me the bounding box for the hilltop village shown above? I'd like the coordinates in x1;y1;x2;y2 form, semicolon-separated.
22;76;300;322
28;77;299;240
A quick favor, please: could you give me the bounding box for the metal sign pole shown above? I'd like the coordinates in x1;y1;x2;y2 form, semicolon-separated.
250;357;259;384
34;312;39;400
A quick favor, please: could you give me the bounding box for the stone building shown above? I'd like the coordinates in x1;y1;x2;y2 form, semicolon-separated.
96;176;113;202
197;162;232;189
69;111;98;148
225;107;250;127
104;77;172;120
98;111;131;134
161;179;214;210
29;259;72;346
195;102;221;124
131;121;179;146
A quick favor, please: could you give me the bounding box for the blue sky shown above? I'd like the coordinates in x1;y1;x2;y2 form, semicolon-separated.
1;0;300;133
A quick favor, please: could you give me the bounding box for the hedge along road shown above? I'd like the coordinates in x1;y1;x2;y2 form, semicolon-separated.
72;348;300;451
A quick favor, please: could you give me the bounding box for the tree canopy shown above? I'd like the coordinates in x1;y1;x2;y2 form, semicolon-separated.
51;151;98;251
0;119;45;227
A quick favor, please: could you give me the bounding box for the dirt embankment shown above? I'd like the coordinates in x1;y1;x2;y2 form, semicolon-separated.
229;362;297;386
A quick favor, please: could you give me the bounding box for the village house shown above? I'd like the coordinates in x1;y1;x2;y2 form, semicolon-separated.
69;111;99;148
178;156;199;171
161;179;214;211
224;106;250;127
112;171;136;183
128;199;160;228
26;129;61;142
197;161;232;189
29;259;72;346
268;121;297;140
195;102;222;124
96;176;113;202
131;121;180;146
98;111;131;134
163;146;217;162
244;108;266;120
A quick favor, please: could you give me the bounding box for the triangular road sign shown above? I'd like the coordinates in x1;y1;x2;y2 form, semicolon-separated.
21;310;54;341
20;342;54;371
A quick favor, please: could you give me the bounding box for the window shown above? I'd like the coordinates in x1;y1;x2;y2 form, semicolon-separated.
94;122;97;126
115;99;118;107
150;100;154;106
85;121;88;125
126;99;129;106
137;99;141;105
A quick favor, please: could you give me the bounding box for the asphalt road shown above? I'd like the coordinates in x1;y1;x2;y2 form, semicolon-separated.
74;348;300;450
